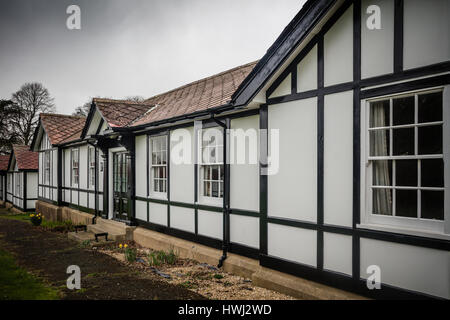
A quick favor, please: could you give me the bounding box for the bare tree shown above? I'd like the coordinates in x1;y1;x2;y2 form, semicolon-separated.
0;99;21;154
10;82;56;145
125;95;146;102
72;99;92;117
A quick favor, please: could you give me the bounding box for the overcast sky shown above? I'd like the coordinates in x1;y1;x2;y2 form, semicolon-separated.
0;0;305;115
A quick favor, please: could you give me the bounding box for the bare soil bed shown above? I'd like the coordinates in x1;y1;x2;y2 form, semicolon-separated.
99;244;295;300
0;212;203;300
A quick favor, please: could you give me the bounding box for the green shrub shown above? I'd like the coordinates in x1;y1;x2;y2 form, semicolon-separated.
213;274;224;279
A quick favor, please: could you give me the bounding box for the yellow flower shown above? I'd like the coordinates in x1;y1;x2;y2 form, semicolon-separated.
119;244;123;248
124;244;128;248
30;214;34;217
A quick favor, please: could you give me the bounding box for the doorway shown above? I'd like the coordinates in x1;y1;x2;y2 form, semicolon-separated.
112;152;129;221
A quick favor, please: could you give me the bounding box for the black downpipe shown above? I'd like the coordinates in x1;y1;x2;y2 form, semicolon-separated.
211;115;229;268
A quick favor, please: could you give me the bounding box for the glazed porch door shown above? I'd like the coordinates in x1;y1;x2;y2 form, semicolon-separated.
113;152;130;221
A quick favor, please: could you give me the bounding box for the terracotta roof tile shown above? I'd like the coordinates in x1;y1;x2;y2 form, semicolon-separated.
40;114;86;145
12;145;38;170
92;99;153;128
0;154;10;171
92;61;258;129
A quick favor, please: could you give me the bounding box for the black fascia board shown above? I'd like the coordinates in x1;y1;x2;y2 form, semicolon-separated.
230;0;336;107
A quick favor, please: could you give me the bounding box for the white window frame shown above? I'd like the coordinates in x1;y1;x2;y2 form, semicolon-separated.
44;150;51;185
15;172;21;198
360;86;449;239
71;148;79;187
198;126;224;205
149;135;168;198
88;147;96;189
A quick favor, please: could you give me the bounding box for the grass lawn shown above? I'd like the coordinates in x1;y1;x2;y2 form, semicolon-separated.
0;211;74;231
0;249;59;300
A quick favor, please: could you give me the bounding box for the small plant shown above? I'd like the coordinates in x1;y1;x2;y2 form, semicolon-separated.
147;249;179;266
29;213;43;226
79;240;91;248
147;251;162;266
119;244;137;262
213;274;224;280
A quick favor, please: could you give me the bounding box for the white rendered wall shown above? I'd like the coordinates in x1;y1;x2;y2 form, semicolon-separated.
297;44;318;92
230;115;259;212
360;238;450;299
324;91;353;227
268;98;317;222
170;127;195;203
135;135;147;198
198;210;222;240
135;200;147;221
324;5;353;86
149;202;167;226
170;206;195;233
403;0;450;70
230;215;259;249
269;73;292;98
26;172;38;208
268;223;317;266
323;232;353;276
361;0;394;78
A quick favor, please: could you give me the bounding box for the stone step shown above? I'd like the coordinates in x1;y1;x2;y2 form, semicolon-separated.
67;231;115;246
86;224;126;242
94;217;135;240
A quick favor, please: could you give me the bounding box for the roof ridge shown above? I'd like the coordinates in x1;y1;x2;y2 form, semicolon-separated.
145;60;259;103
41;113;86;119
93;98;153;106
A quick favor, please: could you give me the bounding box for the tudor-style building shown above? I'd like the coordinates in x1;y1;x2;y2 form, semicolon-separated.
6;145;38;211
0;154;10;203
32;0;449;299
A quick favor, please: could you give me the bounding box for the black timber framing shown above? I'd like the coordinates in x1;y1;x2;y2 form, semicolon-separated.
258;0;450;300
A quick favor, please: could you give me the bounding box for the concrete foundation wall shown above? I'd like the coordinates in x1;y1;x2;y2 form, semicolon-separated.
36;200;94;225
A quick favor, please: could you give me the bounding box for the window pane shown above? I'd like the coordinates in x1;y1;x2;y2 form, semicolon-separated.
418;125;442;155
159;180;164;193
392;128;414;156
396;160;417;187
370;100;390;128
372;160;392;186
372;188;392;215
395;190;417;218
202;147;209;164
220;182;224;198
220;165;224;181
204;181;210;197
204;166;211;180
418;92;442;123
210;147;216;163
421;191;444;220
370;130;390;156
212;166;219;180
393;96;415;125
421;159;444;188
217;146;223;163
211;182;219;197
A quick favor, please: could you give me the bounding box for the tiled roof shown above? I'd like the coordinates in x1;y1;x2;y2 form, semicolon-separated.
40;114;86;145
0;154;9;171
12;145;38;170
92;61;258;129
133;61;258;126
93;99;153;128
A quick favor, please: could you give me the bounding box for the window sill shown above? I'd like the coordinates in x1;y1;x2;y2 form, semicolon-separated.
357;223;450;241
